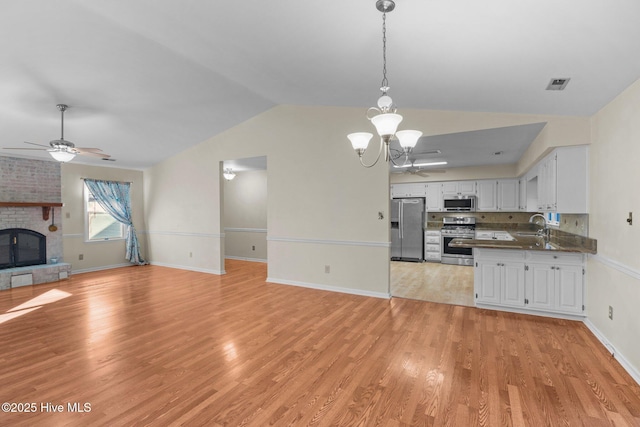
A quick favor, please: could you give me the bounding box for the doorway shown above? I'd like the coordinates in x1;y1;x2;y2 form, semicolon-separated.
220;156;268;271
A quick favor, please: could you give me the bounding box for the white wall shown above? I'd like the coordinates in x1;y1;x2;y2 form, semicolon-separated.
61;163;145;273
586;77;640;380
223;169;268;261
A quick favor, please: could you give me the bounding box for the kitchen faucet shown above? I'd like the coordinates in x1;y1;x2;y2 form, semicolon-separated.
529;214;550;238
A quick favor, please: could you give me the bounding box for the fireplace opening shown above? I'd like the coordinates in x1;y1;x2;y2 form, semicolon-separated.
0;228;47;270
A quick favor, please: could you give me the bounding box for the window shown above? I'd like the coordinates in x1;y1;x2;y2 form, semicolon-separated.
84;184;125;241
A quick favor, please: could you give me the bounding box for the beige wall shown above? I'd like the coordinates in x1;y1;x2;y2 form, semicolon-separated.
586;77;640;378
145;105;391;295
144;105;595;297
223;169;267;261
61;163;145;273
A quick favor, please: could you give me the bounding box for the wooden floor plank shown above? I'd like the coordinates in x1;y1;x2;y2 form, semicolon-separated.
0;260;638;426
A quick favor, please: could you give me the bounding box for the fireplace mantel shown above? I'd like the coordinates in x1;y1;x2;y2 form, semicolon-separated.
0;202;63;220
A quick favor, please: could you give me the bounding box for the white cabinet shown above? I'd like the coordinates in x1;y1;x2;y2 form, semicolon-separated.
525;252;584;315
535;146;588;213
476;179;519;211
537;154;557;211
474;249;585;317
475;250;525;308
391;183;426;198
518;178;527;211
424;230;441;262
476;180;497;211
425;183;443;212
441;181;476;196
497;180;519;211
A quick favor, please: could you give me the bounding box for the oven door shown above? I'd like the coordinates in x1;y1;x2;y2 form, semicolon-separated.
441;235;474;266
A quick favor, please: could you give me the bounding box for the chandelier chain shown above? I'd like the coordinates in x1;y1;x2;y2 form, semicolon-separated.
381;12;388;93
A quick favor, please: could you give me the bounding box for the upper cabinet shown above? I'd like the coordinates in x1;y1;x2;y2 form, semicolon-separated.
476;179;519;211
390;145;587;213
535;146;588;213
476;180;497;211
425;183;443;212
497;179;519;211
441;181;476;196
391;183;427;198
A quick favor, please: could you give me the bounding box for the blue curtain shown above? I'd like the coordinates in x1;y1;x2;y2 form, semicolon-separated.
84;179;147;265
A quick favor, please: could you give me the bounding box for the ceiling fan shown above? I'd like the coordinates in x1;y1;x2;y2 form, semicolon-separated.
4;104;111;162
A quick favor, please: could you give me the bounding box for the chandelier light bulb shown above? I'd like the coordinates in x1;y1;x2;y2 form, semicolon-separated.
371;113;403;137
396;130;423;150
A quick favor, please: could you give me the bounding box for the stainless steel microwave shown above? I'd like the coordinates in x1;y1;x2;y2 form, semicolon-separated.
443;195;476;212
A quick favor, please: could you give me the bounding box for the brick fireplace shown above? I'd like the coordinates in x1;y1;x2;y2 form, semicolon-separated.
0;156;70;289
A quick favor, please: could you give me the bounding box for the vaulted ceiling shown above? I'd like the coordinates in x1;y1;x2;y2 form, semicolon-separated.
2;1;640;169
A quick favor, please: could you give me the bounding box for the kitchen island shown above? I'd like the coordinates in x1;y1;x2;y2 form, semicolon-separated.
449;228;597;319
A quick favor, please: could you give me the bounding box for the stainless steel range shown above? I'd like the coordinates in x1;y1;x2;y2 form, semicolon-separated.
441;217;476;266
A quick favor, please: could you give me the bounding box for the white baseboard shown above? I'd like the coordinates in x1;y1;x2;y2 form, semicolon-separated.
583;318;640;385
148;261;225;275
225;256;267;263
266;277;390;299
474;303;586;321
72;263;134;274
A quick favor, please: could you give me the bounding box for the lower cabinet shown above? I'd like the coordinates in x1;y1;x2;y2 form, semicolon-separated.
475;249;585;317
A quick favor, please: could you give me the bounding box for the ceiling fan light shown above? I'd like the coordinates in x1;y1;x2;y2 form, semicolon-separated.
223;168;236;180
371;113;403;137
396;130;422;149
49;150;76;162
412;161;447;167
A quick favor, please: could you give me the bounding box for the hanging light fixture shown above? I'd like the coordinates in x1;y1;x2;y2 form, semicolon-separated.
347;0;422;168
223;168;236;180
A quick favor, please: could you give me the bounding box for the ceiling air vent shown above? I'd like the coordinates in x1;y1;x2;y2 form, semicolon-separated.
546;78;570;91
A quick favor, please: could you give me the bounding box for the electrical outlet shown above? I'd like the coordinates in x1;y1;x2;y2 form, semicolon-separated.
78;254;84;260
252;245;255;251
608;305;613;320
325;265;330;274
65;212;70;219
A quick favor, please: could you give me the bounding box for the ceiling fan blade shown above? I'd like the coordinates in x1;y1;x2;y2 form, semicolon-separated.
24;141;51;148
77;150;111;158
3;147;47;151
75;147;104;153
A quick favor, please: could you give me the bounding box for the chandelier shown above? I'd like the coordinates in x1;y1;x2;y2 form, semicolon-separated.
347;0;422;168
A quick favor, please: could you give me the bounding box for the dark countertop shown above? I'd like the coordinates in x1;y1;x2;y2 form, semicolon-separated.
449;229;597;254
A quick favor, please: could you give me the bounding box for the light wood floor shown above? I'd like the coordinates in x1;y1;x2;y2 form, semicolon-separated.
1;260;639;426
391;261;475;306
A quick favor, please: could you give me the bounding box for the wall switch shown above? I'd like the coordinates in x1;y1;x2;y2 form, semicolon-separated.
189;252;193;258
608;305;613;320
65;212;70;219
325;265;330;274
78;254;84;260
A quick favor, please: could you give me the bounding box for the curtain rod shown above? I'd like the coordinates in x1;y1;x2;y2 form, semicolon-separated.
80;178;132;184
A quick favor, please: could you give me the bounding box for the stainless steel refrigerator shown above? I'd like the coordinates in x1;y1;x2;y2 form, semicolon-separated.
390;198;425;262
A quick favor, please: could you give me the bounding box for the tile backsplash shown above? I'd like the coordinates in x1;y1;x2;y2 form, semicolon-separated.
426;211;589;237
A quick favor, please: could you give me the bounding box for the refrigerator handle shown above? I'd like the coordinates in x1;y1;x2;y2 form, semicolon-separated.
399;202;403;240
